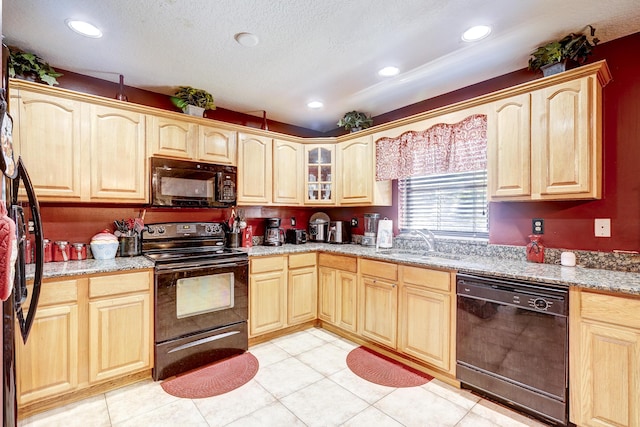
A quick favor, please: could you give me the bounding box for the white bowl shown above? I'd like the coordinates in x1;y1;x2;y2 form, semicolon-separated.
90;241;119;260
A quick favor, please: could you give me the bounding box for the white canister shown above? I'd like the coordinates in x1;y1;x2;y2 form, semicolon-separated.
560;251;576;267
376;219;393;249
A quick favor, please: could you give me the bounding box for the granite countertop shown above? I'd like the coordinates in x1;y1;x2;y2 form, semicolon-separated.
25;244;640;296
25;256;155;280
248;243;640;296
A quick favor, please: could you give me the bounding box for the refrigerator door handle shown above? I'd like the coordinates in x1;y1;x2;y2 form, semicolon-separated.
12;156;43;343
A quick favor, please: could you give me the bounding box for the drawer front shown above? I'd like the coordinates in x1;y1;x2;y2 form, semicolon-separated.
288;252;317;269
360;259;398;282
31;279;79;307
401;266;451;292
251;256;286;274
318;253;357;273
89;270;151;298
580;291;640;329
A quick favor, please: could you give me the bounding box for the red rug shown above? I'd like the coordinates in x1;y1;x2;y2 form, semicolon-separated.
346;346;432;387
161;352;259;398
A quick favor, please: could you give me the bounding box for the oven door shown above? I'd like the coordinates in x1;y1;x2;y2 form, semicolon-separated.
155;259;248;344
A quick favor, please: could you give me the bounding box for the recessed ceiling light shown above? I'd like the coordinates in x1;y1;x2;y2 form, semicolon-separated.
66;19;102;38
234;32;259;47
307;101;324;109
462;25;491;42
378;66;400;77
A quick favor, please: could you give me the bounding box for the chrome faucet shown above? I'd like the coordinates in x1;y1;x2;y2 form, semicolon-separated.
411;229;436;252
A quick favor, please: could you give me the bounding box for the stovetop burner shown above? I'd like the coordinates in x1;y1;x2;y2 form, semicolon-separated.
142;222;248;267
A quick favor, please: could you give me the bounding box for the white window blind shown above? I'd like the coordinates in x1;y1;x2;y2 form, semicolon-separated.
399;170;488;238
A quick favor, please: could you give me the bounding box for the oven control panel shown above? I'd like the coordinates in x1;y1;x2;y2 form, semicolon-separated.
144;222;226;240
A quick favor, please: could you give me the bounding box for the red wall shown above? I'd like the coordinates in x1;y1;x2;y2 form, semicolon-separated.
38;32;640;252
488;32;640;251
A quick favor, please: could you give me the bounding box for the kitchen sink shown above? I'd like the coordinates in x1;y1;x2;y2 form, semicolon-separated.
378;249;461;262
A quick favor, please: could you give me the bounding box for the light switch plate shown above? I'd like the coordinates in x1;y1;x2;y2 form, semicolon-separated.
594;218;611;237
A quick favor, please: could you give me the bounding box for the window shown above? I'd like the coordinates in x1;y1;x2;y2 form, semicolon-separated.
398;170;488;238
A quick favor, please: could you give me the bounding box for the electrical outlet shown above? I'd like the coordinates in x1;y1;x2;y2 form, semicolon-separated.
595;218;611;237
351;217;358;227
532;218;544;234
28;220;35;233
290;217;296;227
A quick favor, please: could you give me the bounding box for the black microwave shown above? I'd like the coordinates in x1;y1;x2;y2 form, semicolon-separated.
150;157;236;207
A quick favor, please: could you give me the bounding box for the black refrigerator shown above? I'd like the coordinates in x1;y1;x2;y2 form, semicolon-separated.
1;44;45;427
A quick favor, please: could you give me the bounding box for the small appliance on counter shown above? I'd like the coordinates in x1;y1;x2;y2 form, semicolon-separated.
308;212;330;242
264;217;285;246
376;218;393;249
285;229;307;244
361;213;380;246
327;221;351;244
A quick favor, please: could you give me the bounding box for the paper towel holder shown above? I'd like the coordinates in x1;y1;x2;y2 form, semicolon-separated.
376;217;393;250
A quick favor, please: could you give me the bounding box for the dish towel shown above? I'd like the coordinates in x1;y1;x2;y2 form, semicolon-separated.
0;201;17;301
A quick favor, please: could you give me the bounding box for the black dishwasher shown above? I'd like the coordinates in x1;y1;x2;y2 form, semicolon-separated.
456;273;569;426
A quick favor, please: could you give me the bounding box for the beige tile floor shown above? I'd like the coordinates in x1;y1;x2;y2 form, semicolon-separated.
18;328;549;427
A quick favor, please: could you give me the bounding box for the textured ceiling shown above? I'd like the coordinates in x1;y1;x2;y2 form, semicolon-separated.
3;0;640;132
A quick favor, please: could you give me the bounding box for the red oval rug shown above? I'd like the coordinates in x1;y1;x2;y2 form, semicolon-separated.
346;346;432;387
161;352;259;398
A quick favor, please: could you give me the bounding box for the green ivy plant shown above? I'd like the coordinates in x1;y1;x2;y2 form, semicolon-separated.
337;111;373;132
170;86;216;110
8;46;62;86
528;25;600;72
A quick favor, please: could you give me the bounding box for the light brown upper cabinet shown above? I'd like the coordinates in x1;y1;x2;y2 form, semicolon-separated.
273;139;304;205
10;82;147;203
488;62;611;201
337;135;391;206
147;115;197;159
89;104;147;202
488;93;531;198
147;114;237;165
10;86;84;200
304;144;336;205
237;132;273;205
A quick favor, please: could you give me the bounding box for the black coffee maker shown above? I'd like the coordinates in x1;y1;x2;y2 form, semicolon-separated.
264;218;284;246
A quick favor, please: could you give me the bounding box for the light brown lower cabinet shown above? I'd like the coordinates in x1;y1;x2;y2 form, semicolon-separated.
398;266;455;373
249;253;318;338
88;273;152;383
15;270;153;409
357;260;455;375
359;275;397;347
570;288;640;427
318;253;358;333
287;253;318;325
16;279;80;405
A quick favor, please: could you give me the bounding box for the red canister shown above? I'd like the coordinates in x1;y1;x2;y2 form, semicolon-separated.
43;239;53;263
53;241;70;262
71;243;87;260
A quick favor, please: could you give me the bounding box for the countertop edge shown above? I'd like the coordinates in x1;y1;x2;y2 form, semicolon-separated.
26;246;640;297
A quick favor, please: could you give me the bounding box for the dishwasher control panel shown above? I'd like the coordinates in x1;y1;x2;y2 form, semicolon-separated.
457;274;568;316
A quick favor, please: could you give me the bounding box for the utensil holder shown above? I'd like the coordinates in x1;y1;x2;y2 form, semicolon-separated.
227;232;241;248
119;235;141;257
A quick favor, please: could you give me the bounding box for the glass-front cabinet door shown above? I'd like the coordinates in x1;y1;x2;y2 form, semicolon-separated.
304;145;335;205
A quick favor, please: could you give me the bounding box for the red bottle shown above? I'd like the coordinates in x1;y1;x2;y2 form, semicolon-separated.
243;226;253;248
526;234;545;263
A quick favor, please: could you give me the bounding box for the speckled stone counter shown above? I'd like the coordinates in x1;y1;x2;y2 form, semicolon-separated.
248;243;640;296
25;256;155;280
26;245;640;296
